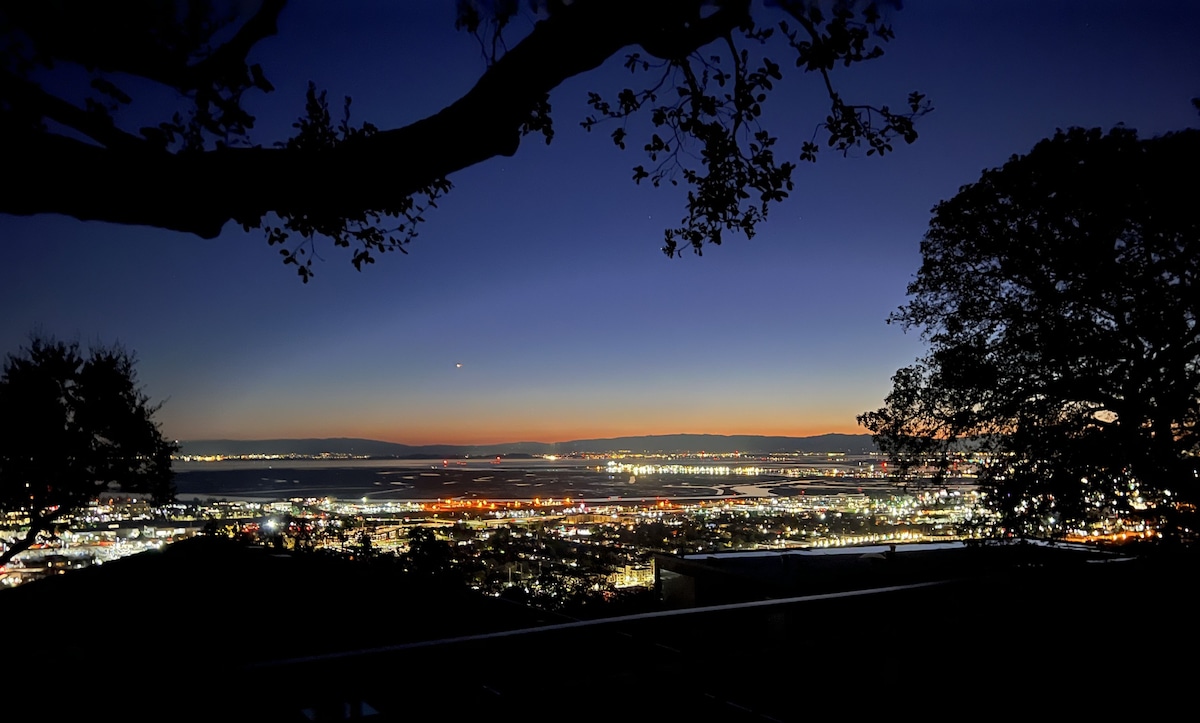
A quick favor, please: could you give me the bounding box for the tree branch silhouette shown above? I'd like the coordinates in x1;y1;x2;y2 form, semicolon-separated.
1;0;928;279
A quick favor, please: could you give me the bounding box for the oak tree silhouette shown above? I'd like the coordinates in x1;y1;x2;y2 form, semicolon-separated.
0;338;177;566
859;127;1200;542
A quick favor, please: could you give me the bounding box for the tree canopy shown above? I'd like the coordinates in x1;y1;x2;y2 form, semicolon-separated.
858;127;1200;542
0;0;928;280
0;338;176;566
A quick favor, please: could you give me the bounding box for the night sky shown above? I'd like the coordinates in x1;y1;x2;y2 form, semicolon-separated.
2;1;1197;445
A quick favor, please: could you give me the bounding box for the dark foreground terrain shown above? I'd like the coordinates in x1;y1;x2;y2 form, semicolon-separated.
4;536;1196;721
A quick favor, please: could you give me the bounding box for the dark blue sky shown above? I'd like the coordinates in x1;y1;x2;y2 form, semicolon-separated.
3;1;1197;444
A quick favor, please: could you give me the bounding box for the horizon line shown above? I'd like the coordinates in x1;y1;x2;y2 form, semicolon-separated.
178;431;875;446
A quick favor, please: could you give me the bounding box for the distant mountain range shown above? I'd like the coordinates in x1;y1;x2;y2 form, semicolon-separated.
178;433;878;457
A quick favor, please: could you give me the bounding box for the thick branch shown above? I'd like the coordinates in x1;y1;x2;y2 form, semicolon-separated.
3;0;748;238
637;0;750;60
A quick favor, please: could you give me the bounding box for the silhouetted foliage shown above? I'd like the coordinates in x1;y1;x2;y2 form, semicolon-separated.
0;338;177;565
859;127;1200;541
0;0;928;280
403;526;460;581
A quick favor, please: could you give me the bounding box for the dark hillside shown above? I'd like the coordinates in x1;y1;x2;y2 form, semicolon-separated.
4;538;1195;721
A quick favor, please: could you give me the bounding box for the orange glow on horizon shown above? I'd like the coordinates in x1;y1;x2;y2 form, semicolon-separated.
187;415;868;444
167;388;876;446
